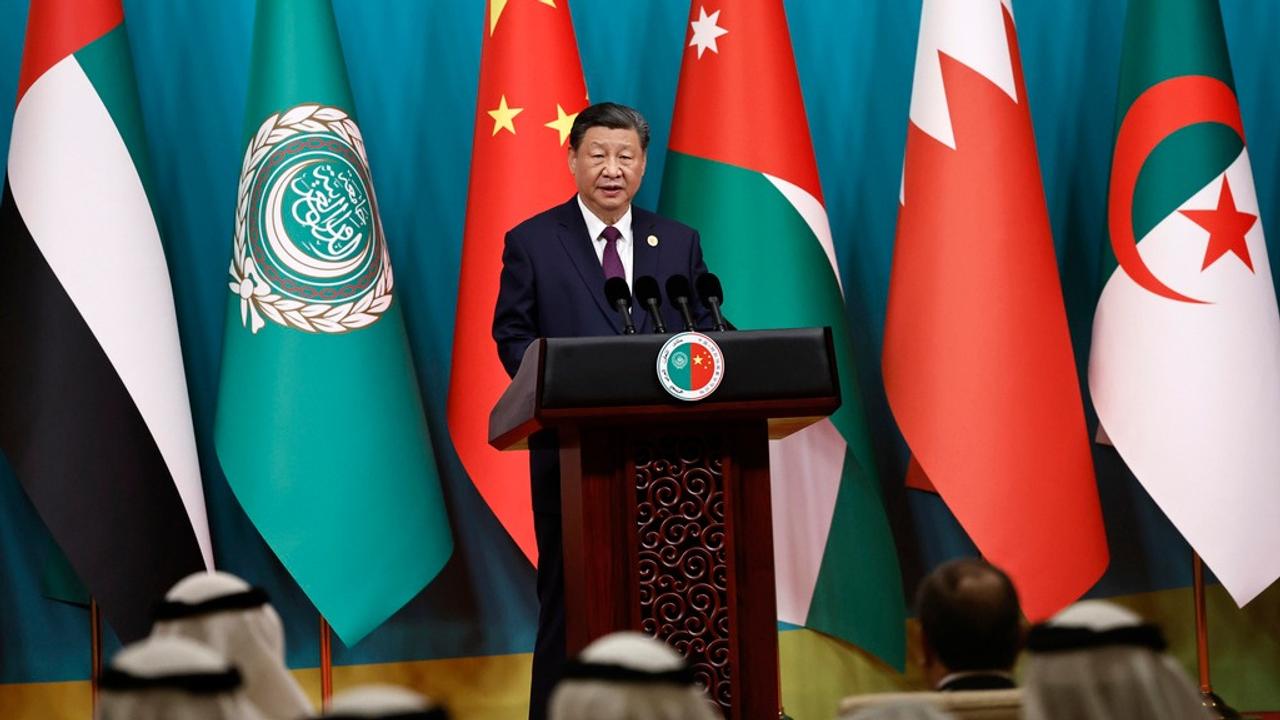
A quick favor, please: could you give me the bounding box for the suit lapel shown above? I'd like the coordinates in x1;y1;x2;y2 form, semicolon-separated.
555;197;622;333
631;208;662;334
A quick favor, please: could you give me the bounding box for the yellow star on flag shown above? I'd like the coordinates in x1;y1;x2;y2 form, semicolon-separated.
545;104;579;146
490;0;559;35
488;95;523;136
693;354;704;366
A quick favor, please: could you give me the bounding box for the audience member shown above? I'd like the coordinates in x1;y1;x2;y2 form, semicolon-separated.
315;684;449;718
1022;600;1212;720
96;635;263;720
846;701;957;720
916;558;1021;690
549;631;722;720
151;570;312;720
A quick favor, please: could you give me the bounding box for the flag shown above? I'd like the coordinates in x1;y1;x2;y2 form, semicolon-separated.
0;0;211;641
1089;0;1280;605
882;0;1108;620
448;0;587;565
214;0;452;644
659;0;905;666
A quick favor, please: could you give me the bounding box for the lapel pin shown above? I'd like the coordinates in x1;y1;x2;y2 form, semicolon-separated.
647;235;659;247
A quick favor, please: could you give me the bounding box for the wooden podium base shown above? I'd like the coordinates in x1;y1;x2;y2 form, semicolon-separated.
560;421;779;719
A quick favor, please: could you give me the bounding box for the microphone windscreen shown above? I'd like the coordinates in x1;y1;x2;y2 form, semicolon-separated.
695;273;724;307
665;274;692;301
604;277;632;308
635;275;662;306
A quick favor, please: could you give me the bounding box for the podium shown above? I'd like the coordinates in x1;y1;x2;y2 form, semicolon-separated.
489;328;840;719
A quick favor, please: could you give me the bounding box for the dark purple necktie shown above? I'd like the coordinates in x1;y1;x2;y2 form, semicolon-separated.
601;225;625;281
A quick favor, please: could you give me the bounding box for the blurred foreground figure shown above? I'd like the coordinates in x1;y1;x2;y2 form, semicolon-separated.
97;635;263;720
1023;600;1212;720
152;571;312;720
916;558;1022;690
314;684;449;719
846;701;956;720
549;632;722;720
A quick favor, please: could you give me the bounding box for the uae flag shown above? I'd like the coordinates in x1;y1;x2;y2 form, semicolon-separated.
659;0;905;666
214;0;452;644
1090;0;1280;605
0;0;212;641
447;0;587;564
882;0;1108;620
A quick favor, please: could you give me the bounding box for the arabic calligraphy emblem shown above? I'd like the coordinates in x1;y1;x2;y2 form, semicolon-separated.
229;104;393;334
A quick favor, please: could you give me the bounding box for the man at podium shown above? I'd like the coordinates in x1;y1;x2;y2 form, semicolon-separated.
492;102;714;719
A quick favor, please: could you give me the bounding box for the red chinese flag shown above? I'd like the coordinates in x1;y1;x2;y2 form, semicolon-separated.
448;0;587;565
882;1;1108;619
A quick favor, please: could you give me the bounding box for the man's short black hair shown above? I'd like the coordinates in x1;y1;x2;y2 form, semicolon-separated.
916;558;1022;672
568;102;650;151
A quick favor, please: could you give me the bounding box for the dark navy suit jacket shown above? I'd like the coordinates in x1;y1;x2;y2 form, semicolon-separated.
492;196;712;514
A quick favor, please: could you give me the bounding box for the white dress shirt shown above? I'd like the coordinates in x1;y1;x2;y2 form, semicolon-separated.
578;195;634;288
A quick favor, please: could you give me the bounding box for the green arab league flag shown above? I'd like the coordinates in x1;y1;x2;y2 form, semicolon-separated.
215;0;452;644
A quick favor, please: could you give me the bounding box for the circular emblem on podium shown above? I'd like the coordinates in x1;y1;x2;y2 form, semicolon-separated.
229;104;393;334
657;332;725;401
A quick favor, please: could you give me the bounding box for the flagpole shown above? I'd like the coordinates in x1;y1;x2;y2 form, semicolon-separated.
1192;552;1240;720
90;599;102;713
319;616;333;710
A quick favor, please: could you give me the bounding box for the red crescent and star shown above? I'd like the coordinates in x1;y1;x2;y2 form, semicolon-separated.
1109;75;1255;304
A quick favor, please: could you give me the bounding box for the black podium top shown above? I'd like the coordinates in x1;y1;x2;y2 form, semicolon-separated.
489;327;840;450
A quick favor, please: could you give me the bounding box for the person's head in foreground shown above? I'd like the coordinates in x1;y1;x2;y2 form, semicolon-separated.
312;684;449;719
549;631;722;720
915;558;1022;690
1022;600;1213;720
96;635;263;720
151;570;312;720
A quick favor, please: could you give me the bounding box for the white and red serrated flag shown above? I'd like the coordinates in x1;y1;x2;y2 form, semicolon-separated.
882;0;1109;620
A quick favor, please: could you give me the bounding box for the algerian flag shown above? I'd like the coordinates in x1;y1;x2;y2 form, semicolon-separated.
215;0;452;644
1090;0;1280;605
660;1;904;666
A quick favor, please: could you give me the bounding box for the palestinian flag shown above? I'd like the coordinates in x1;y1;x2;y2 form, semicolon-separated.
1090;0;1280;605
448;0;587;565
214;0;452;644
883;0;1108;621
659;0;905;666
0;0;211;641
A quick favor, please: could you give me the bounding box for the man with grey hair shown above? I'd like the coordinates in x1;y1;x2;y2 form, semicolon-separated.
493;101;716;719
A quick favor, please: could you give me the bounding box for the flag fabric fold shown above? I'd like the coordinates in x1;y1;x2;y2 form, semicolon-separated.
1089;0;1280;606
883;0;1109;621
214;0;452;644
447;0;588;566
659;0;905;667
0;0;211;641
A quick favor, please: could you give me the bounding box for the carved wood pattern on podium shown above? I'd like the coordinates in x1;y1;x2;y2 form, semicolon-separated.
633;433;731;711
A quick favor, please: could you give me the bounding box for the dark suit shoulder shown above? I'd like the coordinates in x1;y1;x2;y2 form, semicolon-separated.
632;204;697;238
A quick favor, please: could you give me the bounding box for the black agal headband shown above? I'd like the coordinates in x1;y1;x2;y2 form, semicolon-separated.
561;659;698;686
99;665;243;695
1026;622;1167;653
153;587;270;621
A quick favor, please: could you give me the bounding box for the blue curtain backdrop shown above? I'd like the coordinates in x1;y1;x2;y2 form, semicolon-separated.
3;0;1280;701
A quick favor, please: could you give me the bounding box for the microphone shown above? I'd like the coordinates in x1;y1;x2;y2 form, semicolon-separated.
664;275;696;331
633;275;667;333
603;277;637;335
696;273;728;332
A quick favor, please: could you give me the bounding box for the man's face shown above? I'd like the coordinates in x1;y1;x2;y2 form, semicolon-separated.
568;126;647;223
